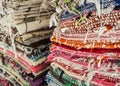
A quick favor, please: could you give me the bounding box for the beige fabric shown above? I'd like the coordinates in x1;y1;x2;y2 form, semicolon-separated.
18;29;53;41
15;17;50;35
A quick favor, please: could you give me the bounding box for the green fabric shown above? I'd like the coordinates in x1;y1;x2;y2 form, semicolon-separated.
70;2;84;28
64;0;72;3
25;83;30;86
52;2;57;8
53;67;87;86
64;83;72;86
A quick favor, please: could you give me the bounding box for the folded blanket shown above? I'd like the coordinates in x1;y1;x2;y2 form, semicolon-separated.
15;19;50;35
0;0;53;86
0;53;32;84
16;43;50;62
0;64;24;86
48;1;120;86
75;0;120;14
18;56;50;75
16;34;51;46
51;36;120;49
52;56;120;77
49;66;87;86
51;62;118;86
0;42;50;75
60;11;120;34
0;52;50;86
57;26;120;42
48;44;120;61
54;43;120;53
46;72;64;86
15;39;50;56
16;29;53;42
1;0;54;35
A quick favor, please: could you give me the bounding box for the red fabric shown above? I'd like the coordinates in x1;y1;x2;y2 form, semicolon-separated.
19;56;50;73
0;78;12;86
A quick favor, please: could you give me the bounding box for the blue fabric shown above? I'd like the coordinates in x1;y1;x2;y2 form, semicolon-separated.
46;72;64;86
61;0;120;21
76;0;120;14
61;11;78;20
115;0;120;5
29;51;49;61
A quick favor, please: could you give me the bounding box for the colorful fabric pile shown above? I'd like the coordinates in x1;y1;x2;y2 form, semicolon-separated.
0;0;54;86
46;0;120;86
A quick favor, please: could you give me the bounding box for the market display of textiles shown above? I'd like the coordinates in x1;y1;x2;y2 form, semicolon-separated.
0;0;54;86
46;0;120;86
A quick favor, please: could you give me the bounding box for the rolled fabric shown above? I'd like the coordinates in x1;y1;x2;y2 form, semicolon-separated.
16;29;53;41
15;33;51;46
1;0;55;35
15;18;50;35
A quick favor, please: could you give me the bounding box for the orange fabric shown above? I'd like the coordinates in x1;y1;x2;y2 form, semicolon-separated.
51;36;120;49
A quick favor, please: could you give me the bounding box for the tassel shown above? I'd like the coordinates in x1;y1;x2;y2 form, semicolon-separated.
78;0;85;5
78;74;86;86
56;6;63;14
98;27;106;37
88;59;94;71
40;0;48;10
87;0;101;16
101;4;114;14
86;70;96;86
116;83;120;86
107;62;111;69
49;13;58;28
0;1;4;15
97;56;103;67
84;28;90;44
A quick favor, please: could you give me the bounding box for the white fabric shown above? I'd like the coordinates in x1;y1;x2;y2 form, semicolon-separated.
15;17;50;35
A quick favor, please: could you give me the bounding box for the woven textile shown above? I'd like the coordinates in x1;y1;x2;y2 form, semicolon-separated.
0;0;54;85
46;0;120;86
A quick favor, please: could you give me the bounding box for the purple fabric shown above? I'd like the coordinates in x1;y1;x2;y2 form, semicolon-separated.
28;76;45;86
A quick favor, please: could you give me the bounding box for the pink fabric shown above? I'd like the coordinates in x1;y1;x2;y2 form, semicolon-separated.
19;56;50;73
0;47;50;73
48;44;120;62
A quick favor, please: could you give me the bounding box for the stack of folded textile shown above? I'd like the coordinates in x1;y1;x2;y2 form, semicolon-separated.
46;0;120;86
0;0;54;86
